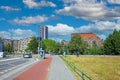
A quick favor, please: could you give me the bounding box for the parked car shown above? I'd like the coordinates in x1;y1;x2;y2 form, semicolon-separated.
23;53;32;58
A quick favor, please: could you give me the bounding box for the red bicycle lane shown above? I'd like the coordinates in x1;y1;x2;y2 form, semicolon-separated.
14;57;52;80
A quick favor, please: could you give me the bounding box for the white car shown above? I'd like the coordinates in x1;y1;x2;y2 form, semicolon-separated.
23;54;32;58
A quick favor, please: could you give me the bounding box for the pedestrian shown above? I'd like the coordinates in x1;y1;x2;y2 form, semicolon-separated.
76;51;79;57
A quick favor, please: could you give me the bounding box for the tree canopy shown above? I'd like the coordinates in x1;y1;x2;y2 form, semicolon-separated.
26;37;38;53
41;39;56;52
3;43;12;52
67;35;88;55
104;30;120;55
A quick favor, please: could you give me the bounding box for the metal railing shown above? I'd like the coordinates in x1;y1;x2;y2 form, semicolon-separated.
61;56;92;80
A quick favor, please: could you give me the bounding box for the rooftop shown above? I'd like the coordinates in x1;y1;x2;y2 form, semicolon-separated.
72;33;99;39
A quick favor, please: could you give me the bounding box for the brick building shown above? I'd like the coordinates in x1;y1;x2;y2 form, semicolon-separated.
71;33;103;47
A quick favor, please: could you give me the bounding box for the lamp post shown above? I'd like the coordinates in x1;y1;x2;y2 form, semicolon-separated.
63;45;66;56
37;25;45;59
38;25;41;59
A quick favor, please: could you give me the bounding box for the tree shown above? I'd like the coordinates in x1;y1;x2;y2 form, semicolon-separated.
88;41;104;55
67;35;88;55
55;43;63;55
26;37;38;53
104;30;120;55
88;46;104;55
41;39;56;52
3;43;12;53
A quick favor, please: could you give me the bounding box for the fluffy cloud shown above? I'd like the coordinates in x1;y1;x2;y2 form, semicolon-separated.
0;31;11;39
10;29;35;36
0;29;35;39
47;23;75;36
56;0;120;21
108;0;120;4
48;20;120;40
23;0;56;8
0;6;20;11
11;29;35;39
13;15;48;25
76;20;120;39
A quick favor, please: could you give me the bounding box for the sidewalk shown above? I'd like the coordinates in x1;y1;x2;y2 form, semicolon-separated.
47;55;76;80
14;57;52;80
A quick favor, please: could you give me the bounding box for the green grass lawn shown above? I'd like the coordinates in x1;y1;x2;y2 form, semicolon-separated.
63;55;120;80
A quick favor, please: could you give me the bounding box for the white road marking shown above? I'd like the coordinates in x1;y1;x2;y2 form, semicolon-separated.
0;59;38;80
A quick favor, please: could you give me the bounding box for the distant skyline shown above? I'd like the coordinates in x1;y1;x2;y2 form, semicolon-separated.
0;0;120;41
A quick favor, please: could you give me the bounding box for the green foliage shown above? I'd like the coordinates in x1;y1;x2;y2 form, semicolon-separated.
104;30;120;55
3;43;12;52
67;35;88;55
26;37;38;53
55;43;63;55
88;46;104;55
41;39;56;52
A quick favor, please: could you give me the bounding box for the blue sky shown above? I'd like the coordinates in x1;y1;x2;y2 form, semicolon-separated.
0;0;120;41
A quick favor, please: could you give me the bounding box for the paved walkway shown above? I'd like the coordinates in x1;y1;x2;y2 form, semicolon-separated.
47;55;76;80
14;57;52;80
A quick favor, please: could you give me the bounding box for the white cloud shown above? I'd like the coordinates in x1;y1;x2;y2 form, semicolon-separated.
47;23;75;36
76;20;120;35
13;15;48;25
11;29;35;39
98;34;107;40
49;37;63;42
56;0;120;21
23;0;56;8
0;31;11;39
10;29;35;36
108;0;120;4
47;20;120;40
0;6;20;11
0;29;35;40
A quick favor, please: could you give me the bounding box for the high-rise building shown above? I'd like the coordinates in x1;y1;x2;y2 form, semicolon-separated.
39;26;48;40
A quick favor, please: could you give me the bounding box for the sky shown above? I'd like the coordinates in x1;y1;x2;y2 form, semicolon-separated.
0;0;120;42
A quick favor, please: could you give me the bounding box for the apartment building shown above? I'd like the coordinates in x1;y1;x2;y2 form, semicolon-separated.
18;37;32;52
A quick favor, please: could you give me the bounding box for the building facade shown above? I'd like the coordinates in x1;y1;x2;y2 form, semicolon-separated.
1;37;32;53
71;33;103;47
39;26;48;40
3;39;12;45
2;39;19;52
12;40;19;52
18;37;32;52
61;40;69;46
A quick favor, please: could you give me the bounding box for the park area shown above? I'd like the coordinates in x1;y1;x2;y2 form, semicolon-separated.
62;55;120;80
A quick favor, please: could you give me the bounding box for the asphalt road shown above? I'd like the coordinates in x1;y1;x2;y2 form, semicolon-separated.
0;57;36;78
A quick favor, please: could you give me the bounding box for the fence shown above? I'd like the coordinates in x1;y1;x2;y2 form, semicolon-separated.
60;56;92;80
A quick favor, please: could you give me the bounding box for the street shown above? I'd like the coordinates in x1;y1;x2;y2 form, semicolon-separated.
0;57;38;80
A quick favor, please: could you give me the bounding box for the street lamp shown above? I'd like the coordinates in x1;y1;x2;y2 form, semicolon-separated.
63;45;66;56
37;25;45;59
